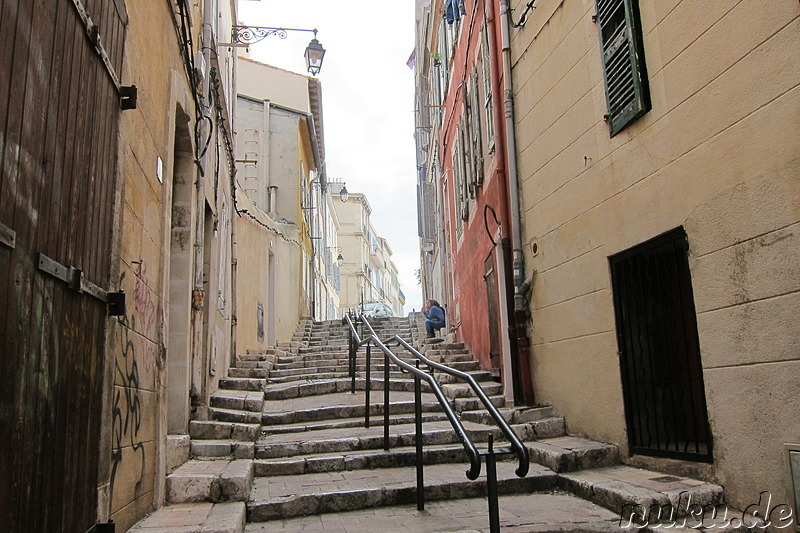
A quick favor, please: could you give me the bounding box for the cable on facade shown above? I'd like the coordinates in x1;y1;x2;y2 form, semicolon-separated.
484;204;501;246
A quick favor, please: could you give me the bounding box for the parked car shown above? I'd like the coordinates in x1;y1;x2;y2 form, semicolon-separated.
360;302;393;318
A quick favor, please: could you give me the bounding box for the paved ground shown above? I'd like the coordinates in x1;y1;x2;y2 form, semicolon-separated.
244;491;622;533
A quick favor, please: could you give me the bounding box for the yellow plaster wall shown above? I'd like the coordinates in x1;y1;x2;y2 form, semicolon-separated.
511;0;800;509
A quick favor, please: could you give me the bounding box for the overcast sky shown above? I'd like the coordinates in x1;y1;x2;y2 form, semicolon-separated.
237;0;424;313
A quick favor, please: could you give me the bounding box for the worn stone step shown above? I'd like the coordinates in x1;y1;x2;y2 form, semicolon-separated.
228;367;268;379
191;439;255;459
166;459;253;504
262;412;451;435
255;420;541;459
253;444;492;476
528;436;620;473
190;420;261;441
443;381;503;399
242;491;629;533
247;462;556;521
262;395;446;425
263;378;418;400
460;405;556;425
130;502;246;532
210;407;262;425
557;465;724;522
210;391;263;412
453;395;506;412
219;377;265;391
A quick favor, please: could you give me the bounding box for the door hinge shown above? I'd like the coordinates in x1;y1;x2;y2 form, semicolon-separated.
38;253;126;316
0;222;15;249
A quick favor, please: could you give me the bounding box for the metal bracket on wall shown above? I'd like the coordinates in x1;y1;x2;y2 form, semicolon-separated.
119;85;138;110
0;222;15;249
37;253;126;316
84;519;115;533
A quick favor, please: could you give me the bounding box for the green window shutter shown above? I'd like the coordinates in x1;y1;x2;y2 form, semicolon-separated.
595;0;650;136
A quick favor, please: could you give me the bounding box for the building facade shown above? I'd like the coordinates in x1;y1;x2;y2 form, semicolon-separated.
509;0;798;513
0;0;239;529
414;0;533;403
415;0;799;512
330;182;405;316
235;58;339;346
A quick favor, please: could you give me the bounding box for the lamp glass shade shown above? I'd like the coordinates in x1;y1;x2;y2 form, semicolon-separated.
336;253;344;267
305;38;326;75
339;185;349;203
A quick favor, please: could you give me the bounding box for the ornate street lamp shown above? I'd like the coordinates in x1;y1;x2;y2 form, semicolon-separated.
339;185;349;203
304;33;326;76
230;26;326;76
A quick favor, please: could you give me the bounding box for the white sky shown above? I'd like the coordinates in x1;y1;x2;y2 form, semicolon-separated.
237;0;424;313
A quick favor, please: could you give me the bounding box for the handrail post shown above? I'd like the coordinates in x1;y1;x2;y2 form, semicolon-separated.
414;360;424;510
365;342;371;428
350;329;356;394
348;326;355;393
486;434;500;533
383;350;390;450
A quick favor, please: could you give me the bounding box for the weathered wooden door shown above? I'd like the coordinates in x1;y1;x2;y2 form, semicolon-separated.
0;0;128;530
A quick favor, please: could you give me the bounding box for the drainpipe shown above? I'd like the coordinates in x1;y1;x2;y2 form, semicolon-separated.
499;0;535;405
190;0;214;407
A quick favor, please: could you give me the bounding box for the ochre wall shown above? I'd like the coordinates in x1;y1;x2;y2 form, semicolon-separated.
511;0;799;510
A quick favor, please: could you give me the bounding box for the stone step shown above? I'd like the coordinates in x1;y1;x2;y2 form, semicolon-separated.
247;462;557;521
262;412;451;434
210;407;262;425
228;367;268;379
254;443;505;477
558;465;725;522
190;420;261;441
219;377;265;391
528;436;620;473
234;360;274;370
263;376;501;401
166;459;253;504
191;439;255;459
460;405;556;425
453;395;506;412
443;381;503;399
262;394;447;425
254;420;542;459
129;502;246;533
242;492;623;533
210;390;264;412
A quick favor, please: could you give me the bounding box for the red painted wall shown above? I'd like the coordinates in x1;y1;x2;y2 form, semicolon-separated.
438;0;511;371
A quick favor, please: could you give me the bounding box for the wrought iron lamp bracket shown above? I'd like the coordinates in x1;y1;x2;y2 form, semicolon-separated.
231;25;317;45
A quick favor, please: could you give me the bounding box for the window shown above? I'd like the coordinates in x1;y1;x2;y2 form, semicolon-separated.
595;0;650;136
468;68;484;188
452;137;466;236
480;23;495;152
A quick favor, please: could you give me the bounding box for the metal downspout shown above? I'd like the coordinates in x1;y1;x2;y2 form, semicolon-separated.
499;0;535;404
499;0;524;301
189;3;214;406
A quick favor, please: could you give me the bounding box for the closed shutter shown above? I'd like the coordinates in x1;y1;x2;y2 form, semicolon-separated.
595;0;650;136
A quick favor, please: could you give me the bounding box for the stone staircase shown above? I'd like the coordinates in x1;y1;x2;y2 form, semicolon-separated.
131;315;738;533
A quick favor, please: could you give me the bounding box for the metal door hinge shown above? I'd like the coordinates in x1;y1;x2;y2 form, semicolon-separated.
38;253;126;316
0;222;15;249
120;85;137;110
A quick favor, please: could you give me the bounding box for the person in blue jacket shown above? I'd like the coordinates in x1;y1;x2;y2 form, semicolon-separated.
423;299;446;338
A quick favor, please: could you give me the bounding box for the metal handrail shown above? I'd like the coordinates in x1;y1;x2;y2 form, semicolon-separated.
345;314;482;480
391;335;530;478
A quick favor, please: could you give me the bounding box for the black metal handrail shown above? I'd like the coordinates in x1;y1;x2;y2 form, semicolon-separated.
343;313;482;480
390;335;530;478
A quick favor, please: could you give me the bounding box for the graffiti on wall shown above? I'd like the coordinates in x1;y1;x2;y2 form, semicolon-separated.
109;265;161;506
